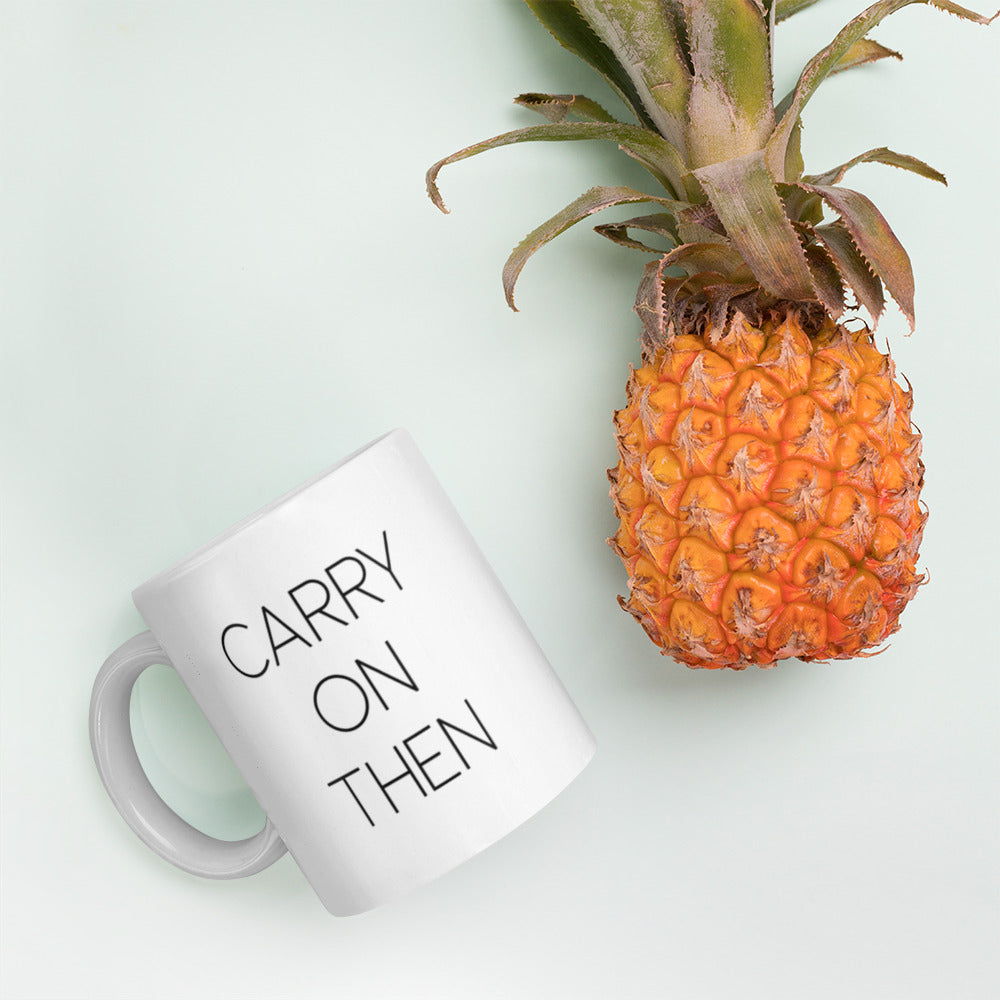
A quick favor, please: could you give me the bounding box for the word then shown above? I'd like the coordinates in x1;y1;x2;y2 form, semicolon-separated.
319;640;499;827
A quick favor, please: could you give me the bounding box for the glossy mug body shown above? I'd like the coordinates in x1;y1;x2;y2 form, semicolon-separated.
90;430;595;915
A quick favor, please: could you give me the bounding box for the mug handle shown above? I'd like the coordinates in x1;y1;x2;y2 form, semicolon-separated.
89;631;287;878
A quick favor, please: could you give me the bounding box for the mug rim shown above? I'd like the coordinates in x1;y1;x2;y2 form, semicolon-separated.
132;428;405;600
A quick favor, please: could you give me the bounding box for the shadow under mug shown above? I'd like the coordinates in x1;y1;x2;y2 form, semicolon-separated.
90;429;596;915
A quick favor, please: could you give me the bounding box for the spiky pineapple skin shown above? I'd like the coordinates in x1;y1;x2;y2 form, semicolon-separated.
608;308;927;669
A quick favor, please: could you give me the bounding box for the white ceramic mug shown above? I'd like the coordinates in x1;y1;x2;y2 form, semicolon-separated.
90;429;595;916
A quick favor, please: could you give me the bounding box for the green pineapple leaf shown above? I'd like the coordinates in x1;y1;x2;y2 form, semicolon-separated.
594;214;680;254
804;241;847;317
694;151;816;300
634;248;757;349
767;0;997;180
829;36;903;72
634;256;675;347
774;37;903;121
658;241;748;277
502;185;688;309
514;93;619;124
802;184;913;326
676;203;727;245
681;0;775;167
426;121;688;211
776;0;823;21
779;181;824;226
572;0;693;156
813;220;886;322
522;0;657;129
783;117;806;181
803;146;946;186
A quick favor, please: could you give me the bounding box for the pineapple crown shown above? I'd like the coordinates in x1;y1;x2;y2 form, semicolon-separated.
427;0;996;346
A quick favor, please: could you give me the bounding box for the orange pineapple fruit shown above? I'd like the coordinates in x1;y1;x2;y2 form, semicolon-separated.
609;311;925;666
428;0;995;668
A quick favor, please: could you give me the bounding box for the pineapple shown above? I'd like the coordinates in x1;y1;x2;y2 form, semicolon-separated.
427;0;995;668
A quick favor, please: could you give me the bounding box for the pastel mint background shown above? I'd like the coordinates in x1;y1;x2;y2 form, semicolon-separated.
2;2;997;998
